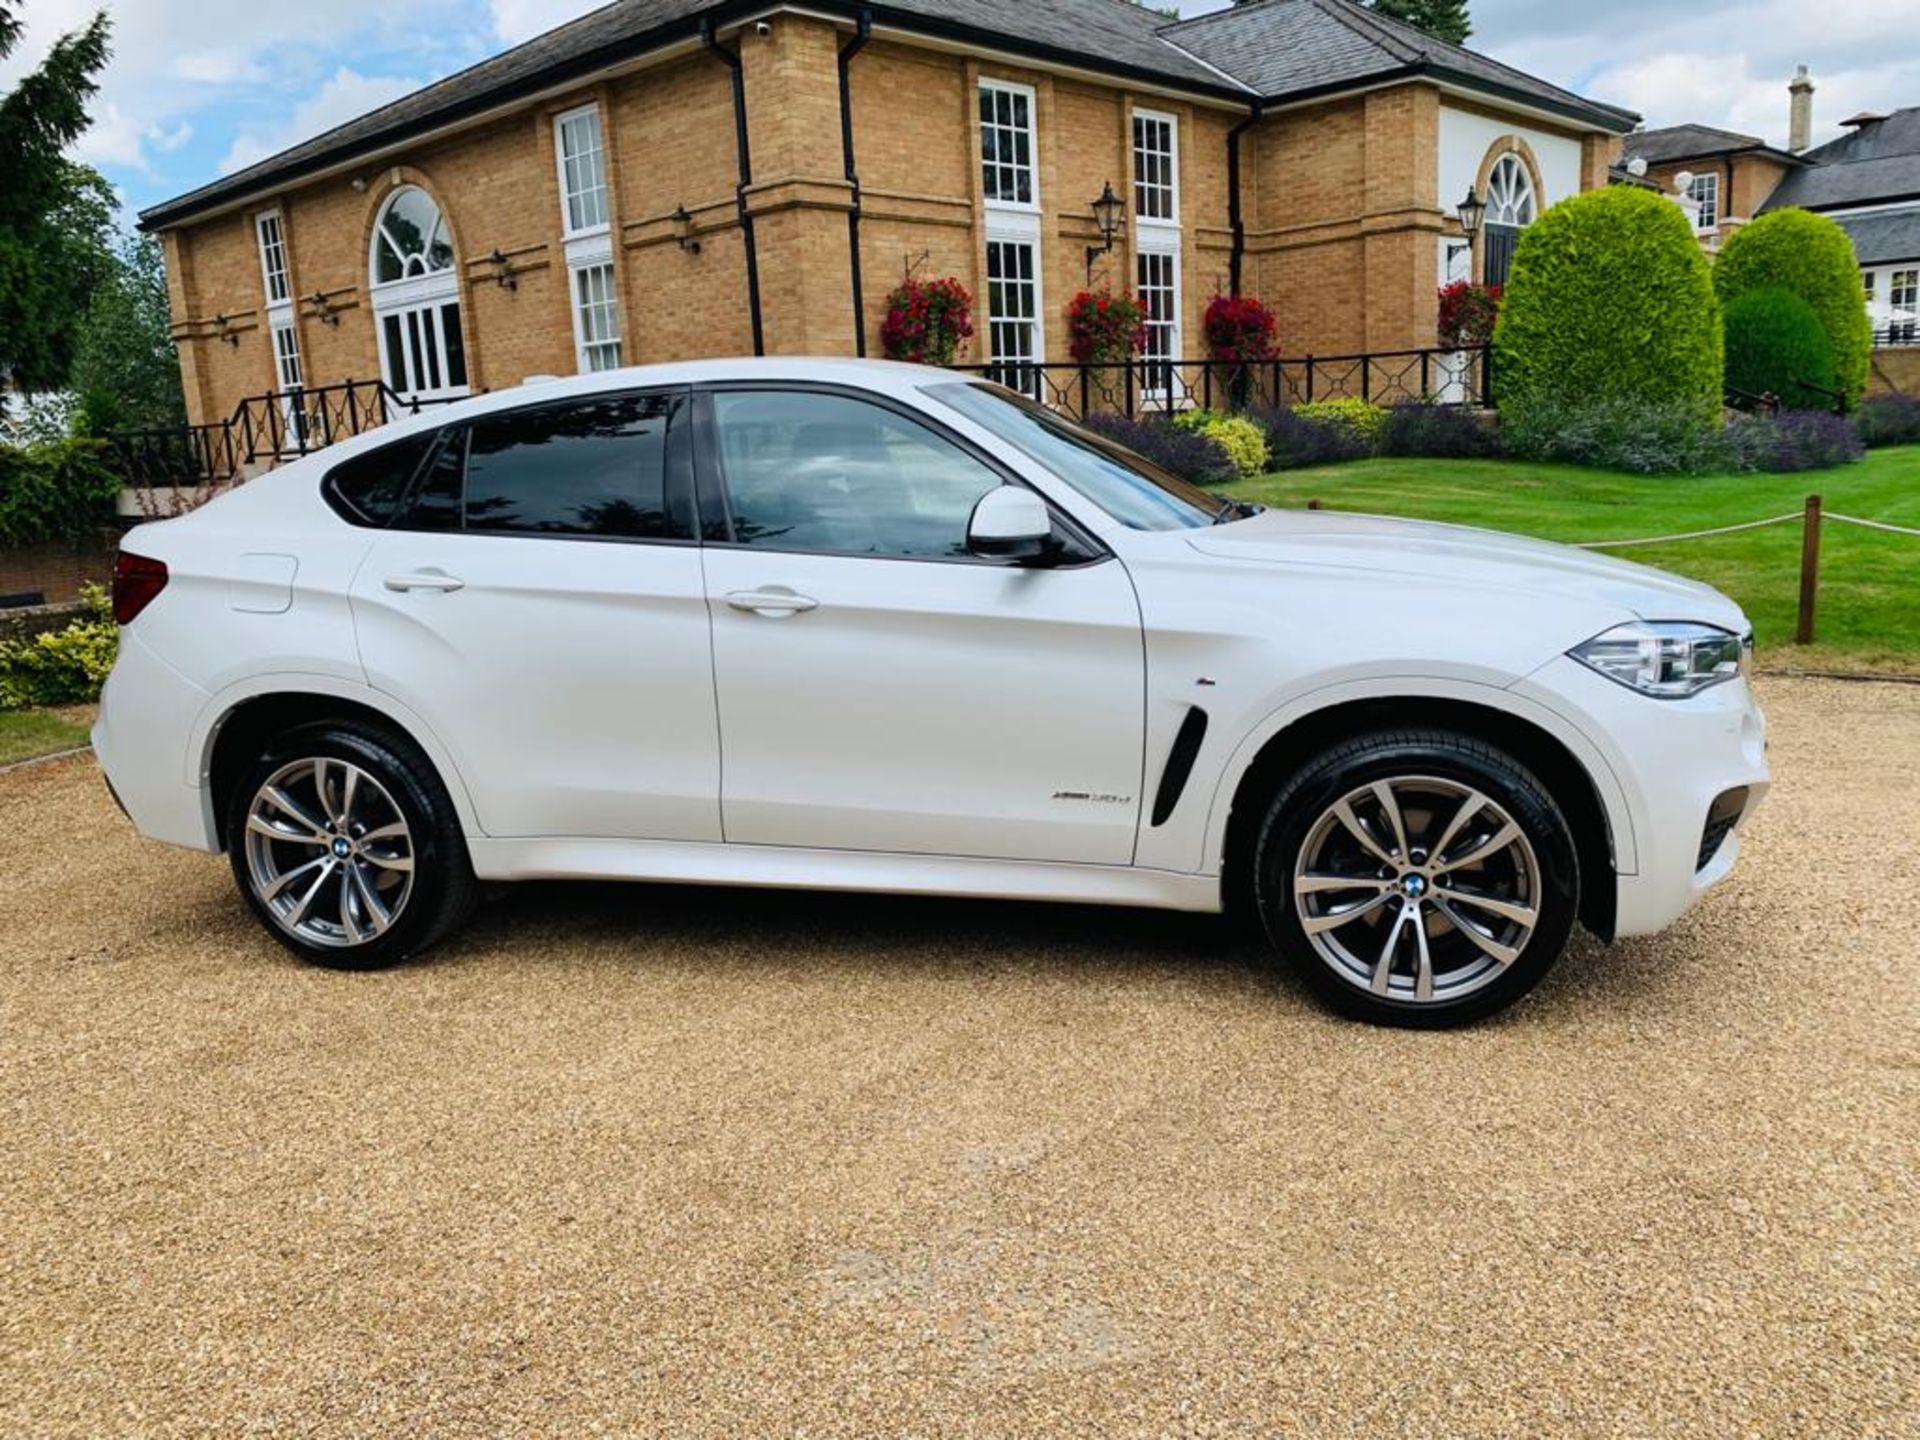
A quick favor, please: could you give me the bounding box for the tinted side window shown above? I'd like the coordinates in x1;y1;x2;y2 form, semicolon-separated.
404;429;465;533
322;431;436;526
710;391;1004;559
463;394;682;539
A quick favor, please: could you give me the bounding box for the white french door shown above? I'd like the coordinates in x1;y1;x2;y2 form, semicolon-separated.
377;299;468;403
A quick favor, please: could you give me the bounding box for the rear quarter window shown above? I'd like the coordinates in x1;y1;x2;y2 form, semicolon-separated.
322;431;438;526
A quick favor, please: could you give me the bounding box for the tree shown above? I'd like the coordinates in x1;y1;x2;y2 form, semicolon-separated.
1493;185;1723;432
1232;0;1472;46
0;2;115;393
1714;209;1873;409
69;234;188;435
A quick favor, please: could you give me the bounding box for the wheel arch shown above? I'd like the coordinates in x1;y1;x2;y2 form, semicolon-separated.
193;677;481;852
1211;689;1629;942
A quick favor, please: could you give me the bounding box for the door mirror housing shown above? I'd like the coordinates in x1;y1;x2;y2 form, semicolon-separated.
968;486;1054;561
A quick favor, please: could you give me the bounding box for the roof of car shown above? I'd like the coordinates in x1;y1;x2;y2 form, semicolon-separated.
139;0;1634;230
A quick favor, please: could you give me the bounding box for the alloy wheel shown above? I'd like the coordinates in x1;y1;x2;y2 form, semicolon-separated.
242;757;416;949
1292;775;1541;1005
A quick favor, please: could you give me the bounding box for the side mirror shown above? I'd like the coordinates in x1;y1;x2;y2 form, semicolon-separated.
967;486;1054;561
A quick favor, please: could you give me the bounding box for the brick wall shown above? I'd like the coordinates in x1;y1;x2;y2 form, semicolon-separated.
159;19;1615;420
0;536;119;607
1868;346;1920;397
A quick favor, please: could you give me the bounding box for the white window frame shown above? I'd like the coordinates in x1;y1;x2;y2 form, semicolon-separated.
569;251;624;374
553;103;611;239
1686;172;1720;231
979;79;1039;214
1132;108;1179;228
1890;266;1918;343
369;189;468;403
256;209;291;306
1136;242;1182;401
985;223;1044;390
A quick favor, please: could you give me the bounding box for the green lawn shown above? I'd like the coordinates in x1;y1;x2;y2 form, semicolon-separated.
0;706;93;767
1225;445;1920;673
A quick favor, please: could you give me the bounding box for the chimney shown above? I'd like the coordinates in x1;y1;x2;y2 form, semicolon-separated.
1789;65;1815;152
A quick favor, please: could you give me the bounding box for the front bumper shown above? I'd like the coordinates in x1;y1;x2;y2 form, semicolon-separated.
1516;656;1769;939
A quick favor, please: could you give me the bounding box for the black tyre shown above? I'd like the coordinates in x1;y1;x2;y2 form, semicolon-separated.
225;719;477;970
1251;728;1579;1028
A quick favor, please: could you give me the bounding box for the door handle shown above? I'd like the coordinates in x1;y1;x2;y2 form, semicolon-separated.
384;571;465;593
726;589;819;616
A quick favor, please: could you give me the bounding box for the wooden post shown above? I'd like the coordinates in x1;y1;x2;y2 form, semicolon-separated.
1796;494;1823;645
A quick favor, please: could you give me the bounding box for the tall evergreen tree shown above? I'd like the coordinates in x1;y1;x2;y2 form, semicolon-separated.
0;2;115;392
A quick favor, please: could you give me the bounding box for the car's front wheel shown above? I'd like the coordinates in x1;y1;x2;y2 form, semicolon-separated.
227;720;477;969
1252;728;1579;1027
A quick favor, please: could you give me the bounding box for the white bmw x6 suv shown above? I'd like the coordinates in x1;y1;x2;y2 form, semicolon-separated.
95;359;1768;1026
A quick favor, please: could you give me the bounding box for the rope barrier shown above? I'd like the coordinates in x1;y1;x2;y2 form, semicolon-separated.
1825;512;1920;539
1573;513;1804;549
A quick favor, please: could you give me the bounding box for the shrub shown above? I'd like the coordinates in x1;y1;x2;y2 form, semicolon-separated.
1714;209;1872;408
1500;395;1731;474
1294;398;1388;450
0;438;123;547
1723;287;1839;411
1379;402;1496;459
1253;406;1373;468
1081;412;1235;485
1853;393;1920;448
1203;294;1278;363
1724;409;1865;473
1065;288;1147;364
0;584;118;711
1197;414;1270;478
1494;186;1723;446
1437;281;1500;349
879;276;974;365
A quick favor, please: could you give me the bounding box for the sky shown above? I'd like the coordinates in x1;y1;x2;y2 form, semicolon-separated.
3;0;1918;225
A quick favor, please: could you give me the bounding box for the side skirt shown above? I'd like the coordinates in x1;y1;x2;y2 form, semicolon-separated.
467;837;1224;913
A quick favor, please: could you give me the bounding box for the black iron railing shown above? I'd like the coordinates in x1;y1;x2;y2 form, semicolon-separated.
104;378;451;490
948;347;1491;421
1872;322;1917;349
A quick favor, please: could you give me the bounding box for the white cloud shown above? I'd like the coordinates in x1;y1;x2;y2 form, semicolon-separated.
489;0;614;45
219;67;423;175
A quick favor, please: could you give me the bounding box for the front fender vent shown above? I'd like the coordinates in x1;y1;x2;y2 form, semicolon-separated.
1150;706;1210;828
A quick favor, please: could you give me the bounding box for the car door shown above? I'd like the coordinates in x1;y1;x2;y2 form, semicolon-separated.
695;384;1145;865
347;388;721;841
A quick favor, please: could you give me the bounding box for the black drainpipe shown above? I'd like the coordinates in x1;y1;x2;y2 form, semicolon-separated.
1226;102;1262;296
838;10;873;356
704;18;764;356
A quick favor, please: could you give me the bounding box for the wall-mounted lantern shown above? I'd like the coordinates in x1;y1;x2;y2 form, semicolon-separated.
306;291;341;327
671;204;702;255
486;249;518;292
1447;185;1486;273
1085;180;1125;282
213;312;240;346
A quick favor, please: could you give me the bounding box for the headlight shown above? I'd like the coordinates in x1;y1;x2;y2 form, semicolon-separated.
1570;622;1747;699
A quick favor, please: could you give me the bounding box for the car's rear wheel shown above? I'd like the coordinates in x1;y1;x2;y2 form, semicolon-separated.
227;720;476;969
1251;729;1578;1027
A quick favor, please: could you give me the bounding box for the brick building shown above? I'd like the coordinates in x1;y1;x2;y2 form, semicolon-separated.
140;0;1634;429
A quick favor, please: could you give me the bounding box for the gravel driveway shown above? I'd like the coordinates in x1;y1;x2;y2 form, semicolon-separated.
3;678;1915;1438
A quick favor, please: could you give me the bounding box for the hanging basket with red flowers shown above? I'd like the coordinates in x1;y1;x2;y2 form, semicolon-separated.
1203;293;1278;364
879;276;975;365
1065;288;1148;365
1437;280;1501;349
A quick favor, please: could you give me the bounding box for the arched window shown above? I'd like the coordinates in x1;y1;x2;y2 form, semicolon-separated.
1482;153;1537;289
372;186;455;282
368;185;467;401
